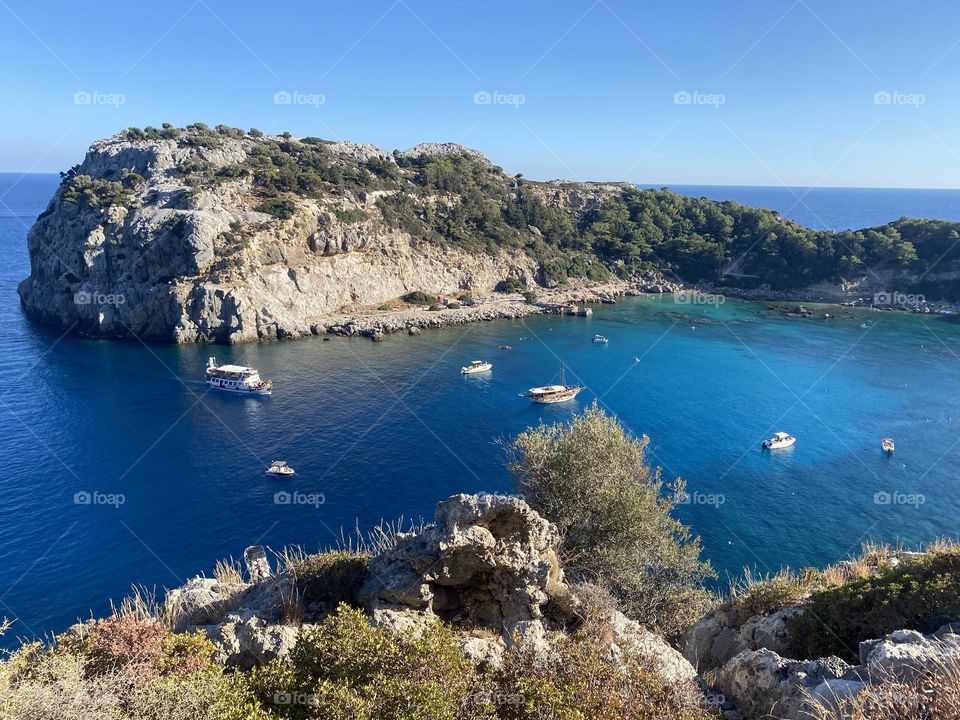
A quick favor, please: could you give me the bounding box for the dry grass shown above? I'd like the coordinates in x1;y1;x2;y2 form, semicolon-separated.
211;556;245;587
279;585;305;627
811;649;960;720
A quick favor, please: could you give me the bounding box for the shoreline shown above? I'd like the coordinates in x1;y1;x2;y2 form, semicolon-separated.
311;278;959;342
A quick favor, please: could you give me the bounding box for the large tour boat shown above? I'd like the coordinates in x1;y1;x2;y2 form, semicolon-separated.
205;357;273;395
527;363;582;404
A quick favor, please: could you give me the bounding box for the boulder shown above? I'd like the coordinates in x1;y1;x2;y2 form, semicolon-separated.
860;628;960;682
359;493;565;629
206;613;300;669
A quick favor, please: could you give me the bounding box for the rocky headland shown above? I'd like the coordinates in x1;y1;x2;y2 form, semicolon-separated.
18;123;960;344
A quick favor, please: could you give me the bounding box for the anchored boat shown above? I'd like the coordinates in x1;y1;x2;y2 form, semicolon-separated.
206;357;273;395
527;363;582;404
266;460;294;477
762;432;796;450
461;360;493;375
592;334;609;344
882;437;895;453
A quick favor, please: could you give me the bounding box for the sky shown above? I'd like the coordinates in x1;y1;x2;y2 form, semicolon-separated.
1;0;959;188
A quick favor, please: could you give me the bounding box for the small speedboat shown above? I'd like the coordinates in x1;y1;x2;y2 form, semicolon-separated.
762;432;796;450
882;437;895;453
461;360;492;375
499;345;512;350
266;460;295;477
592;334;609;344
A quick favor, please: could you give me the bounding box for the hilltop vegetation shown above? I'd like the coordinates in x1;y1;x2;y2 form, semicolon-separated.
61;123;960;296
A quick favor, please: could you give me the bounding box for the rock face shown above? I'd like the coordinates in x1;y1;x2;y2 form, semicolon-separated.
358;493;567;631
18;130;544;343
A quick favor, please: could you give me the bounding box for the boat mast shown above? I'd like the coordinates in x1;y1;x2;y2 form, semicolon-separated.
560;361;565;387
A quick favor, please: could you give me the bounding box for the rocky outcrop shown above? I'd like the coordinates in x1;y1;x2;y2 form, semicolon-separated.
159;492;699;688
705;628;960;720
358;493;568;631
17;131;547;343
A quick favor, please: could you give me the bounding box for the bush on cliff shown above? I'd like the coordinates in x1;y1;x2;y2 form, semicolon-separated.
286;550;369;607
508;404;714;636
787;544;960;662
246;604;711;720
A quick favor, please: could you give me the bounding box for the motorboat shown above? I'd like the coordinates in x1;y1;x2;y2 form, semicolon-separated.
499;345;512;350
266;460;295;477
882;437;895;453
592;334;609;344
461;360;493;375
527;363;582;404
206;357;272;395
762;432;796;450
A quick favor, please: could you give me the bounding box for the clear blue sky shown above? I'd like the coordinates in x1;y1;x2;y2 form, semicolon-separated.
1;0;959;187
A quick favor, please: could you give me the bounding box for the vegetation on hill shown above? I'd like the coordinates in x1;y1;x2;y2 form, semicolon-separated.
787;543;960;662
0;603;711;720
97;125;960;297
508;404;714;636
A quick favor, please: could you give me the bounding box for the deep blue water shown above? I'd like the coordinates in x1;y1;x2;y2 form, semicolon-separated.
1;173;960;643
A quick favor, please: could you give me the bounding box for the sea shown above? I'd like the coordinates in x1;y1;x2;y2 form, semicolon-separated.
2;173;960;643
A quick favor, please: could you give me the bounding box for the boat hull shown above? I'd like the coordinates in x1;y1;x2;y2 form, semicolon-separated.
529;388;582;404
763;438;796;449
206;380;272;396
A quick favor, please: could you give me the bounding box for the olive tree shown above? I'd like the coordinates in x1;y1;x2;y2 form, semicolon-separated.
508;403;714;635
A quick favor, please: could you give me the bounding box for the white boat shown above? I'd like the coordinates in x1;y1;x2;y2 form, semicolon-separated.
206;357;273;395
266;460;294;477
527;363;582;404
592;334;609;344
762;432;796;449
461;360;493;375
882;437;895;453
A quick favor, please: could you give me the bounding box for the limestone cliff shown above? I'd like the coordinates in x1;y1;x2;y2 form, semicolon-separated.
17;126;557;343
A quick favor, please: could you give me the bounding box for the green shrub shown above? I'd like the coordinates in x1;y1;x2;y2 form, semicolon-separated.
260;605;483;720
333;207;368;224
787;548;960;662
401;290;440;306
255;199;296;220
495;277;527;293
288;551;369;607
508;404;714;636
521;290;538;304
446;301;461;310
61;175;133;208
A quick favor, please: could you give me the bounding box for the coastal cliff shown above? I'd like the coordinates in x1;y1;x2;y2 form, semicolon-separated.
19;123;960;344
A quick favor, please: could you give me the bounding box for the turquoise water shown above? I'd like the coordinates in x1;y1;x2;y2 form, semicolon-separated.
2;174;960;643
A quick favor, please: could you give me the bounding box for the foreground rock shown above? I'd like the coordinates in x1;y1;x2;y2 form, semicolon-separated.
160;492;697;686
